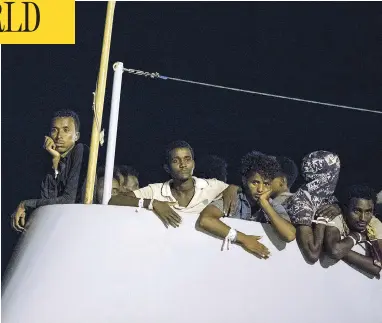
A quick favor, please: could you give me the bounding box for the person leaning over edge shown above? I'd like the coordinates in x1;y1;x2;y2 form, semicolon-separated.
109;140;239;228
95;165;123;204
198;151;297;259
284;151;341;263
11;110;89;232
323;184;382;278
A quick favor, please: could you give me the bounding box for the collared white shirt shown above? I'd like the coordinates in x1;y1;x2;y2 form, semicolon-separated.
133;177;228;215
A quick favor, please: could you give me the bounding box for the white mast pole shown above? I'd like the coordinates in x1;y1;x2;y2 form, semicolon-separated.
102;62;124;205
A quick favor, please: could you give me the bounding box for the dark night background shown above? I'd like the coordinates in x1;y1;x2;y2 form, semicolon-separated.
2;2;382;275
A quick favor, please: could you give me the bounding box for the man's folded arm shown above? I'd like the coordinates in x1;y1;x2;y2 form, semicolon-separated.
343;250;381;277
198;204;247;243
109;186;153;208
261;201;296;242
23;144;85;211
324;226;356;260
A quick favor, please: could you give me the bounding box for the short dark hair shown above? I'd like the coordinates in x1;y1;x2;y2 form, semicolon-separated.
347;184;377;205
97;165;121;181
240;150;280;180
165;140;194;165
275;156;299;188
194;155;228;182
117;165;139;179
52;110;80;132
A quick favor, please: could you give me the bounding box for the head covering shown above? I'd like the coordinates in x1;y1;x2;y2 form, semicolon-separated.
285;151;341;226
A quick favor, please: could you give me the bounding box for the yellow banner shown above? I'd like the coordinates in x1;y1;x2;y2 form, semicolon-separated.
0;0;75;44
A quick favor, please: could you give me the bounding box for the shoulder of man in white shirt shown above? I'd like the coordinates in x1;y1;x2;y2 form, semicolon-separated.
132;177;228;203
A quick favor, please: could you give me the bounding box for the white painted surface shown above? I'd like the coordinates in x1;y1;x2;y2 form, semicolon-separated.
2;204;381;323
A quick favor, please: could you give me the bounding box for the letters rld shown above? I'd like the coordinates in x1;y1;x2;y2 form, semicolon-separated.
0;2;40;32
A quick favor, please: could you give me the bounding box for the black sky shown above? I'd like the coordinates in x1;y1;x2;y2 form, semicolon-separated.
2;2;382;274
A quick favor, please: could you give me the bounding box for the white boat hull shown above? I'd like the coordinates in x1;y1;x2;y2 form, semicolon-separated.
2;204;381;323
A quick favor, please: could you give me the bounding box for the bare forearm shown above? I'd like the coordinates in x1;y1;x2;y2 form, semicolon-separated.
109;195;151;208
310;224;326;252
52;157;60;171
343;250;381;277
261;201;296;242
327;236;356;260
297;224;326;263
199;216;246;244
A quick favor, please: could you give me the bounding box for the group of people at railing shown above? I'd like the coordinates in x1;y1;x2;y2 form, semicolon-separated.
10;109;382;279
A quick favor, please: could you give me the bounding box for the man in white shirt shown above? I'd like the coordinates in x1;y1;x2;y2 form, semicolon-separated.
109;140;234;228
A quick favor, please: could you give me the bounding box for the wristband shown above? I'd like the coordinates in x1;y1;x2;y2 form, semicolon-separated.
311;219;327;225
348;235;357;246
221;228;237;251
355;232;363;243
313;216;334;225
135;198;144;213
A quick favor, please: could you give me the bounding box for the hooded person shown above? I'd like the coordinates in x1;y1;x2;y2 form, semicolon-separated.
285;150;341;263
